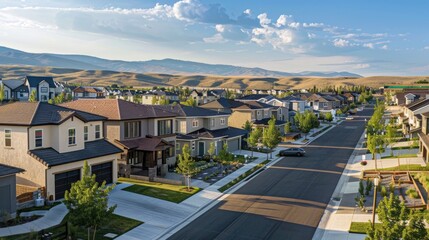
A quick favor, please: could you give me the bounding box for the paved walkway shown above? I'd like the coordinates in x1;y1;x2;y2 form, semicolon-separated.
314;136;426;240
0;204;68;237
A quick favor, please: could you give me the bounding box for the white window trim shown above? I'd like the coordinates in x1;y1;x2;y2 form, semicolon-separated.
4;129;12;147
84;126;88;141
191;141;196;150
34;129;43;148
220;118;226;125
68;128;76;146
192;119;199;128
95;125;101;139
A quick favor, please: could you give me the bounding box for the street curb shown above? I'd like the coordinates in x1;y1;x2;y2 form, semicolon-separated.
156;154;284;240
312;130;366;240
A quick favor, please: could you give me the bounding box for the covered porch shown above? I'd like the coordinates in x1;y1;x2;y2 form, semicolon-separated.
116;137;174;179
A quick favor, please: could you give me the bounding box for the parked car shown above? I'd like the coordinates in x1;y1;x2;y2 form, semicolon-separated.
279;148;306;157
346;116;354;120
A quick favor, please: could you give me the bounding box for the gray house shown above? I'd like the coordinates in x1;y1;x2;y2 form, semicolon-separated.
0;164;24;216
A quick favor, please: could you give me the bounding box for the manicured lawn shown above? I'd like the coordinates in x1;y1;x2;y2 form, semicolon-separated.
349;222;381;234
368;164;429;171
0;214;142;240
380;153;418;159
119;177;200;203
218;160;270;192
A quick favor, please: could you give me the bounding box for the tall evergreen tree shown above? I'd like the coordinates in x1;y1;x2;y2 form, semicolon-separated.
28;90;37;102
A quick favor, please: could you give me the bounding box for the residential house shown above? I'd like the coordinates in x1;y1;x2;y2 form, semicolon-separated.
72;86;106;99
157;104;247;157
418;112;429;162
0;102;122;200
24;76;63;102
342;92;358;103
199;98;246;114
0;164;24;216
61;99;177;179
400;98;429;138
0;79;28;101
305;94;340;111
141;90;180;105
237;94;275;103
393;90;429;106
189;89;219;105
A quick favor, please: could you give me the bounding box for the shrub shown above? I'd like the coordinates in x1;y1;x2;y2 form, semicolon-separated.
365;179;373;196
360;160;367;166
359;180;365;196
406;188;419;199
381;186;388;197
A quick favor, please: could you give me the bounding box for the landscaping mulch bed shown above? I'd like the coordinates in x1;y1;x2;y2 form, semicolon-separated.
0;215;41;228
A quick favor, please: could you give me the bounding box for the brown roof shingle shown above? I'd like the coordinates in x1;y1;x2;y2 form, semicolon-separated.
61;99;177;120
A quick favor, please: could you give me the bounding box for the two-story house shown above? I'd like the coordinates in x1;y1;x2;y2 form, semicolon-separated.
141;90;180;105
24;76;62;102
62;99;177;179
157;104;247;157
0;102;122;201
0;79;29;101
418;112;429;162
400;98;429;138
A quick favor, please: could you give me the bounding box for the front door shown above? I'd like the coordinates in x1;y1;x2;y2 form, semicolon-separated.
198;142;205;156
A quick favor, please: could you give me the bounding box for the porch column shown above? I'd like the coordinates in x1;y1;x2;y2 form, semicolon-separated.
148;151;157;181
160;150;167;177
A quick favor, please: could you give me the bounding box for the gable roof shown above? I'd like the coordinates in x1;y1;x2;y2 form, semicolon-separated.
0;164;24;177
200;98;244;109
234;101;274;110
407;98;429;111
116;137;173;151
29;139;122;167
61;99;176;120
0;102;105;126
1;80;25;90
73;86;104;93
25;76;56;88
155;104;229;117
237;94;274;101
182;127;248;139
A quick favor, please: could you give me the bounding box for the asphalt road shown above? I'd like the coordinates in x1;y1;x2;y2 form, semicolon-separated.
168;108;374;240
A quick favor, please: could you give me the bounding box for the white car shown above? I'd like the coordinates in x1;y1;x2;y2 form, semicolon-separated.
346;116;354;120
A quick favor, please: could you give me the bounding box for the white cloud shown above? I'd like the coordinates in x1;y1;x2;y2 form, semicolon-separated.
333;38;349;47
353;63;370;69
424;46;429;50
303;23;324;28
257;13;271;26
243;9;251;15
363;43;374;49
203;33;226;43
381;45;388;50
275;14;287;27
288;22;300;29
307;33;316;39
215;24;225;33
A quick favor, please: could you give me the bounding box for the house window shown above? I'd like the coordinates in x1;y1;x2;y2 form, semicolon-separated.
192;141;195;150
95;125;101;139
68;128;76;145
124;121;141;139
192;119;199;128
257;111;261;116
211;119;215;127
157;150;162;159
220;118;226;125
176;143;180;152
35;130;43;148
84;126;88;141
158;120;172;135
41;87;48;93
264;110;269;116
4;129;11;147
167;141;175;157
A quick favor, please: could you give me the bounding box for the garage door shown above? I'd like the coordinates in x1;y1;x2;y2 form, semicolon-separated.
55;169;81;200
92;162;113;185
227;138;239;152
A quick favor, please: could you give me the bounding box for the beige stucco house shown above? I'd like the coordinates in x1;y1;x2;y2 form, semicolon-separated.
0;102;122;201
62;99;178;179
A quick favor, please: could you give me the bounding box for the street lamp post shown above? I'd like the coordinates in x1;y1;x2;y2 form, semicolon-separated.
372;177;380;228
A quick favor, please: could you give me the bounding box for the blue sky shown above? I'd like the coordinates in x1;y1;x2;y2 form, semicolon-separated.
0;0;428;76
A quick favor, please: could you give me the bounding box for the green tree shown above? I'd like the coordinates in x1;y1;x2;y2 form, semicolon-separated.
243;120;253;132
366;193;409;240
176;144;198;191
218;143;234;166
28;90;37;102
367;133;385;171
402;211;428;240
152;96;159;105
385;124;399;165
263;116;281;159
325;112;333;122
247;128;262;158
181;97;197;107
64;161;116;240
0;84;4;103
207;142;216;160
159;96;170;105
284;121;292;134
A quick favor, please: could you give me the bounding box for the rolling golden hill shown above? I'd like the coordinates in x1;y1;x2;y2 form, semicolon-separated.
0;65;428;90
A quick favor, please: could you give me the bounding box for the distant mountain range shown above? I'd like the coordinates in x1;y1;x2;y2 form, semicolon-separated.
0;46;362;78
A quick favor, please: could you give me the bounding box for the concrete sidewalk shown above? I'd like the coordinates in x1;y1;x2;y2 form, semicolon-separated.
0;204;68;237
313;138;426;240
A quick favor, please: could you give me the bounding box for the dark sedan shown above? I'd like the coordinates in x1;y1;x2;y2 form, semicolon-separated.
279;148;306;157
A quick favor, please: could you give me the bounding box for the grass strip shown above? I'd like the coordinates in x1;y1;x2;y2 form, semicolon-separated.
349;222;382;234
367;164;429;171
119;177;200;203
218;160;270;193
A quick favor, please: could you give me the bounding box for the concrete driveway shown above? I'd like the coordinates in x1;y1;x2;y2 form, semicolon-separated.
109;184;196;240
